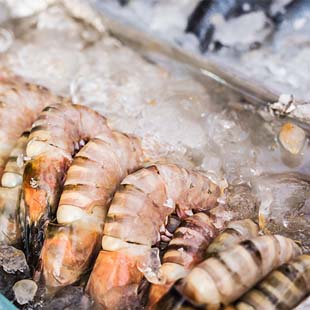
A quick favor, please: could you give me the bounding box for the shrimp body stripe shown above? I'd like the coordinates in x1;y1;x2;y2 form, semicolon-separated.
181;235;301;306
235;255;310;310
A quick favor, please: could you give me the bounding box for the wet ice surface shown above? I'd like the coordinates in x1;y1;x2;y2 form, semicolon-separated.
95;0;310;100
253;173;310;252
1;4;310;189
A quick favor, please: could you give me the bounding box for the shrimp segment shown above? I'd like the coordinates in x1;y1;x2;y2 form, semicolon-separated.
148;212;221;309
38;132;145;289
38;221;102;291
86;163;221;309
148;217;258;308
23;102;110;262
230;255;310;310
0;131;29;245
206;219;259;257
0;77;57;177
155;235;301;309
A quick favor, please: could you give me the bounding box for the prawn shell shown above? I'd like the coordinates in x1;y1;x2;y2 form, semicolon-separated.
89;163;220;308
23;102;110;264
37;221;102;290
39;132;144;290
182;235;301;307
232;255;310;310
104;164;220;246
0;186;22;245
206;219;259;257
0;78;57;178
86;250;144;309
163;212;219;273
0;131;30;245
148;210;231;308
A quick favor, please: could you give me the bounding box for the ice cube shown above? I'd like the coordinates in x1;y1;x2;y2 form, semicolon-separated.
253;173;310;252
137;248;162;284
0;246;29;300
13;279;37;305
0;246;28;274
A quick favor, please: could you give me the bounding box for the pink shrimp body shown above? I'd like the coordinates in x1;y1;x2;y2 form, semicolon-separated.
148;211;254;308
86;163;221;309
38;131;145;289
148;212;221;308
155;235;301;309
230;255;310;310
0;131;29;245
23;102;110;262
0;76;57;177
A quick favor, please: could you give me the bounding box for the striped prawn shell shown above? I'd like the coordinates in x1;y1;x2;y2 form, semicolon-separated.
161;212;220;284
102;163;221;247
156;235;301;309
231;255;310;310
0;131;29;245
22;102;111;263
1;130;29;188
87;163;221;309
38;220;103;291
0;77;57;178
206;219;259;257
148;211;225;309
38;131;144;288
56;131;144;225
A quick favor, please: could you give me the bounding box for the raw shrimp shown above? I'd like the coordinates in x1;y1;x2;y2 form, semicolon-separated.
228;255;310;310
23;102;110;263
0;76;57;177
206;218;259;256
86;163;221;309
148;209;225;308
155;235;301;309
38;131;145;290
0;131;29;245
148;217;258;308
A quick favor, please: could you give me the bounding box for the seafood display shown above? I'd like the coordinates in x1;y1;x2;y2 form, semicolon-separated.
86;163;221;309
38;131;147;290
156;235;301;309
0;2;309;310
23;102;110;264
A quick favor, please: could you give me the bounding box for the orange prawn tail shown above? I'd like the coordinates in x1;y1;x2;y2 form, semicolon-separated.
22;154;70;265
86;250;144;309
37;222;101;294
147;284;172;309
